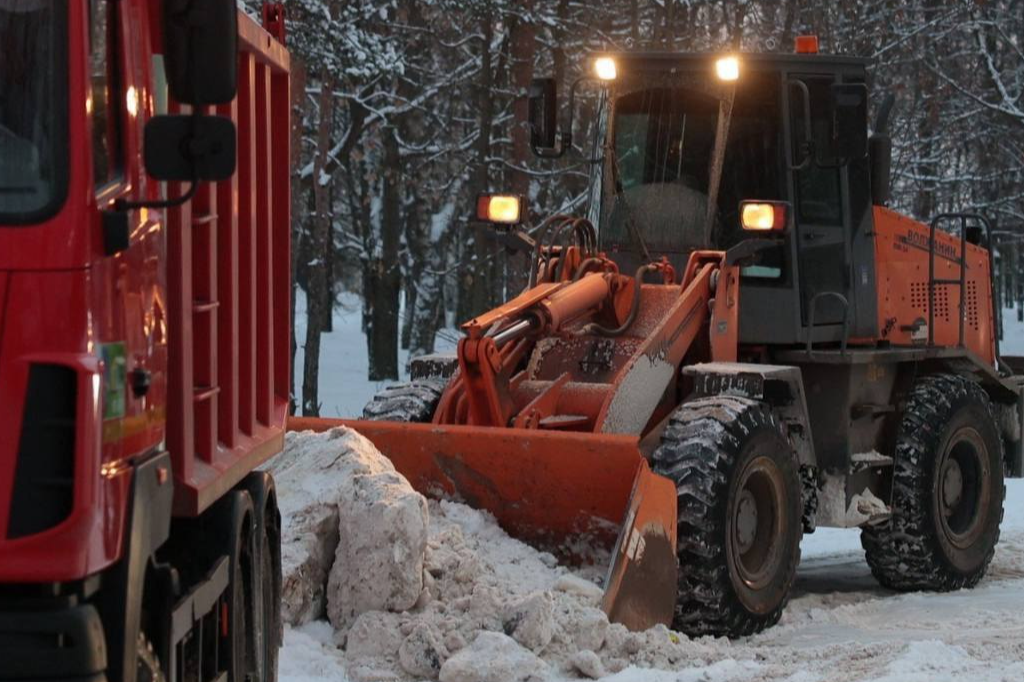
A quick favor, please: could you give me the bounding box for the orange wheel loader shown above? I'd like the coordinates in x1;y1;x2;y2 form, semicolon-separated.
291;43;1024;638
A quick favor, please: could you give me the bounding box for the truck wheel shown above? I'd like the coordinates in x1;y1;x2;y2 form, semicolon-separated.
259;496;282;682
136;632;166;682
861;374;1005;591
214;490;256;682
362;379;446;422
652;396;803;638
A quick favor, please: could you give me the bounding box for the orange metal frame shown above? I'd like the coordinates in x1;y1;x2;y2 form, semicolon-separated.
870;207;996;364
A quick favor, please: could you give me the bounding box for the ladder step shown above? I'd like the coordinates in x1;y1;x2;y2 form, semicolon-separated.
194;386;221;403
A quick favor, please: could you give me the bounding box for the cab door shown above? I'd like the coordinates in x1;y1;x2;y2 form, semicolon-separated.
788;74;850;327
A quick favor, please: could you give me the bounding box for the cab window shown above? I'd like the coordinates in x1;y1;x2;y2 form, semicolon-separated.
790;77;842;224
89;0;123;189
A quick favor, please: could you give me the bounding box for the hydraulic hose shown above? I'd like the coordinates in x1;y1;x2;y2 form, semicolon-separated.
583;264;656;337
573;257;606;282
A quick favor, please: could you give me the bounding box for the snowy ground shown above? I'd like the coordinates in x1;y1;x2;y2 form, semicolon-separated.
278;474;1024;682
1001;305;1024;356
279;297;1024;681
292;290;458;418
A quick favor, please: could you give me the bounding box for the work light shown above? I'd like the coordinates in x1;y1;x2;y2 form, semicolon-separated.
594;57;617;81
476;195;523;225
716;56;740;81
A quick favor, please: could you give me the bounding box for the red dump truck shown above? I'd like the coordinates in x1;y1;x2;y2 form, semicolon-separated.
0;2;291;681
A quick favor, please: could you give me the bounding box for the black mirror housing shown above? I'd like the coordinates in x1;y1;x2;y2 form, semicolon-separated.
528;78;558;151
829;83;868;160
144;114;237;182
164;0;238;105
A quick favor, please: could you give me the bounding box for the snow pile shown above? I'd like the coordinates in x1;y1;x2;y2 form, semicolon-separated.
274;429;1024;682
272;427;729;682
264;428;427;627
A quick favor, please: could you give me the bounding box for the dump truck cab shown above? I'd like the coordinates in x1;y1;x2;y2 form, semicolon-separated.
583;50;877;349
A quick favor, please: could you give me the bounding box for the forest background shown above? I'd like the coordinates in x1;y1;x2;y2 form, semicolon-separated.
240;0;1024;416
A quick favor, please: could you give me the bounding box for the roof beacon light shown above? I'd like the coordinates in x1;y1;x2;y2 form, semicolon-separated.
795;35;819;54
594;57;617;81
715;56;740;82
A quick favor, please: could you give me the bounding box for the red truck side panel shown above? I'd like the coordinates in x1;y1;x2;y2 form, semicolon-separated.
0;5;290;582
165;14;291;517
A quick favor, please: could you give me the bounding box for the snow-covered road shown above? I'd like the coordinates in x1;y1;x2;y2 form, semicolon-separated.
279;480;1024;682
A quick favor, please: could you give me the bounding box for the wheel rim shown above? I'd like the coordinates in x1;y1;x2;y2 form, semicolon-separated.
937;426;990;549
729;455;786;591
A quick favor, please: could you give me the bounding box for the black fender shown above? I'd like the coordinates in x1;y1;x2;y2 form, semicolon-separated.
683;362;815;467
96;450;174;682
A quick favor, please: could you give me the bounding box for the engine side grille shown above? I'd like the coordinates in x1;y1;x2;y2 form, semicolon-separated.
7;365;77;539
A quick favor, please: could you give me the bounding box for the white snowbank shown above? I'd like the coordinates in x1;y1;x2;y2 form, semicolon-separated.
275;427;1024;682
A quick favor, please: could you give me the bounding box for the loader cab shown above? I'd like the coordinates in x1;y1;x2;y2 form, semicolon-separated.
588;52;877;347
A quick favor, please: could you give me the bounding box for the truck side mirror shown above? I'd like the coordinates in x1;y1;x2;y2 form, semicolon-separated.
528;78;558;151
163;0;238;105
143;115;237;182
829;83;868;160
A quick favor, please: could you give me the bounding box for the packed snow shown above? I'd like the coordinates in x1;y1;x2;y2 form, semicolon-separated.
271;425;1024;682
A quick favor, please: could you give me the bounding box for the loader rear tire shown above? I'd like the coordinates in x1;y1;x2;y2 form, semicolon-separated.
362;379;446;422
861;374;1004;591
652;396;802;638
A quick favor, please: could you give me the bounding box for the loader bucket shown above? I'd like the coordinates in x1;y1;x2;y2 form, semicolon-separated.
287;417;678;630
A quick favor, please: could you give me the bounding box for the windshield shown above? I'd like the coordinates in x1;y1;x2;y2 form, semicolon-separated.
0;0;66;223
601;72;784;256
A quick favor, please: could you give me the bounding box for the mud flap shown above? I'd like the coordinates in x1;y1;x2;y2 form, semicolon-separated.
600;461;678;631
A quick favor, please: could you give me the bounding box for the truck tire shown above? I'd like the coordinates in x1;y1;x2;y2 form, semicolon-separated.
136;632;166;682
362;380;446;422
259;496;282;682
652;396;803;638
861;374;1005;591
211;490;255;682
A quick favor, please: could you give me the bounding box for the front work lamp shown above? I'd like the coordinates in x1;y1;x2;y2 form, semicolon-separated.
715;56;740;81
741;201;788;231
476;194;523;225
594;57;618;81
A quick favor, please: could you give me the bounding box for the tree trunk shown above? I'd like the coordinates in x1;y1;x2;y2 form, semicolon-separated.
366;126;402;381
302;72;335;416
464;14;495;319
507;3;534;296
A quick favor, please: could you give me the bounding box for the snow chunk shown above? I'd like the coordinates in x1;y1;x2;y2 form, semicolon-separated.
398;622;448;678
570;649;606;679
327;468;428;631
504;591;555;653
264;428;397;625
438;632;552;682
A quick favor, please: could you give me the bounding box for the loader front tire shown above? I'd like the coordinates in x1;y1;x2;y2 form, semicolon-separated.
861;374;1004;591
652;396;802;638
362;379;446;422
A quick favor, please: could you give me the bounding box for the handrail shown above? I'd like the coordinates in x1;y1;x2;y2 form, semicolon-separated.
927;212;1007;373
805;291;851;356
